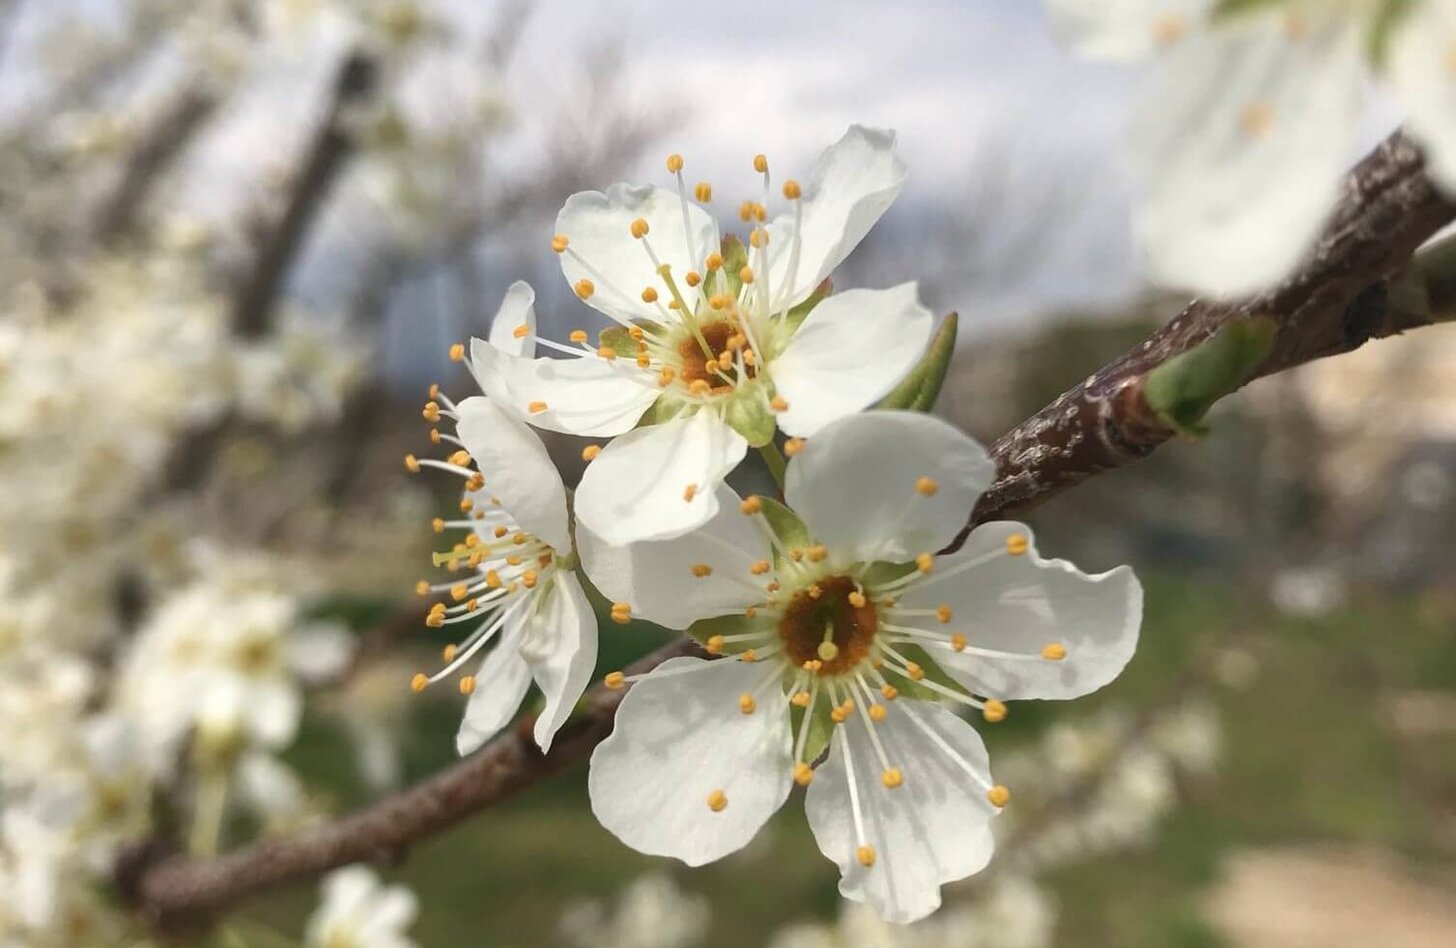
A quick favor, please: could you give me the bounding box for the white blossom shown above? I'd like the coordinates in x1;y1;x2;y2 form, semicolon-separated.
304;865;420;948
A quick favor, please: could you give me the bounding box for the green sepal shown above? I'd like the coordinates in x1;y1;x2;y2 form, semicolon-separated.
755;496;811;570
596;326;634;358
1143;316;1276;438
1210;0;1285;20
685;611;772;649
722;381;778;447
884;641;970;703
793;703;836;766
634;393;689;429
875;312;958;413
708;234;751;300
779;278;832;340
1366;0;1416;67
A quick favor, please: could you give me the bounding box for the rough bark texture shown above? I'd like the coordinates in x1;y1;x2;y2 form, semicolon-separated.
124;130;1456;932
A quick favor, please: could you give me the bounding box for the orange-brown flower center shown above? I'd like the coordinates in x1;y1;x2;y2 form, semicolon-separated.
677;320;755;391
778;575;878;676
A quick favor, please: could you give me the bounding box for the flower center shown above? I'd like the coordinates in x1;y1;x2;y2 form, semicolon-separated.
777;575;877;676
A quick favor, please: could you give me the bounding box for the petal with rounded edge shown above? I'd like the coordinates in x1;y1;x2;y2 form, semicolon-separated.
784;411;993;566
772;283;933;437
468;338;659;437
487;280;536;357
454;396;571;550
805;701;997;924
765;126;906;310
520;572;599;753
573;409;748;545
899;522;1142;700
1129;17;1366;298
557;183;720;324
589;657;792;866
577;484;769;629
455;630;533;756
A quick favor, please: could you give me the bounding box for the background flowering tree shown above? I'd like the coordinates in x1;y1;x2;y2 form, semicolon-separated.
4;1;1456;946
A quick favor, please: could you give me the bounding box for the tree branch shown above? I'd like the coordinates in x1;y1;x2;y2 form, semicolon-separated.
123;129;1456;930
231;50;377;339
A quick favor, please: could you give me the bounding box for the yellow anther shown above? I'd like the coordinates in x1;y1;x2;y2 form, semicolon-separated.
449;343;465;362
740;495;763;515
574;278;595;299
414;580;430;597
745;606;758;618
881;685;899;701
986;785;1011;808
459;497;473;512
604;671;626;690
629;326;645;341
742;349;756;366
688;379;712;396
790;691;811;708
1041;643;1067;661
1006;533;1029;556
709;294;728;310
492;525;507;538
807;583;821;599
916;553;934;573
753;153;768;173
448;449;471;466
750;560;771;575
738;693;756;714
422;401;441;422
596;345;617;361
551;234;569;253
742;649;758;663
739;201;756;222
739;266;754;284
707;789;727;812
410;673;428;693
765;581;781;594
905;662;925;682
522;570;538;590
881;768;903;789
983;699;1007;723
915;476;939;496
641;286;659;304
685;270;701;287
749;227;768;248
857;845;876;867
582;444;601;461
691;563;714;578
807;545;828;563
658;367;675;387
703;358;720;375
951;633;967;652
450;583;468;601
784;438;804;456
458;675;476;696
936;604;952;624
683;483;698;503
431;517;446;534
848;591;867;608
706;635;725;655
869;704;887;722
782;179;802;200
666;153;684;173
506;555;523;566
569;329;589;344
802;659;823;673
793;762;815;786
705;252;724;271
830;706;848;724
770;395;788;412
486;570;502;588
442;644;457;662
430;429;441;444
1240;100;1274;139
528;401;548;414
636;352;651;368
817;640;839;662
512;323;529;340
630;217;650;239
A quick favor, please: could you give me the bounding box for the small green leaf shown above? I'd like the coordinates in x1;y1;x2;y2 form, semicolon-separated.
1144;317;1276;437
875;312;958;413
796;704;835;765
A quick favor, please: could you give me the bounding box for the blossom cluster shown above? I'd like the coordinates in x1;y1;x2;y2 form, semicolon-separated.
409;126;1145;925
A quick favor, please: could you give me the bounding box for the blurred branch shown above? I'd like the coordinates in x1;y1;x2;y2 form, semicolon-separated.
123;129;1456;931
231;50;377;339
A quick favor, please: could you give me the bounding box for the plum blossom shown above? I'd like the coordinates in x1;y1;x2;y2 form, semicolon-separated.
407;315;598;755
1046;0;1456;297
579;411;1142;923
469;125;933;545
304;865;420;948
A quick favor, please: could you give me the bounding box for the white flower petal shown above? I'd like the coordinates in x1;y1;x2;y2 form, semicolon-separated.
765;126;907;310
1045;0;1213;61
901;522;1142;700
486;280;536;357
454;396;571;551
520;572;598;753
455;630;534;756
557;183;720;324
589;657;793;866
1389;1;1456;195
286;622;355;684
805;702;997;924
468;338;659;437
577;485;769;629
771;283;933;438
784;411;994;565
1129;17;1367;297
573;409;748;545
